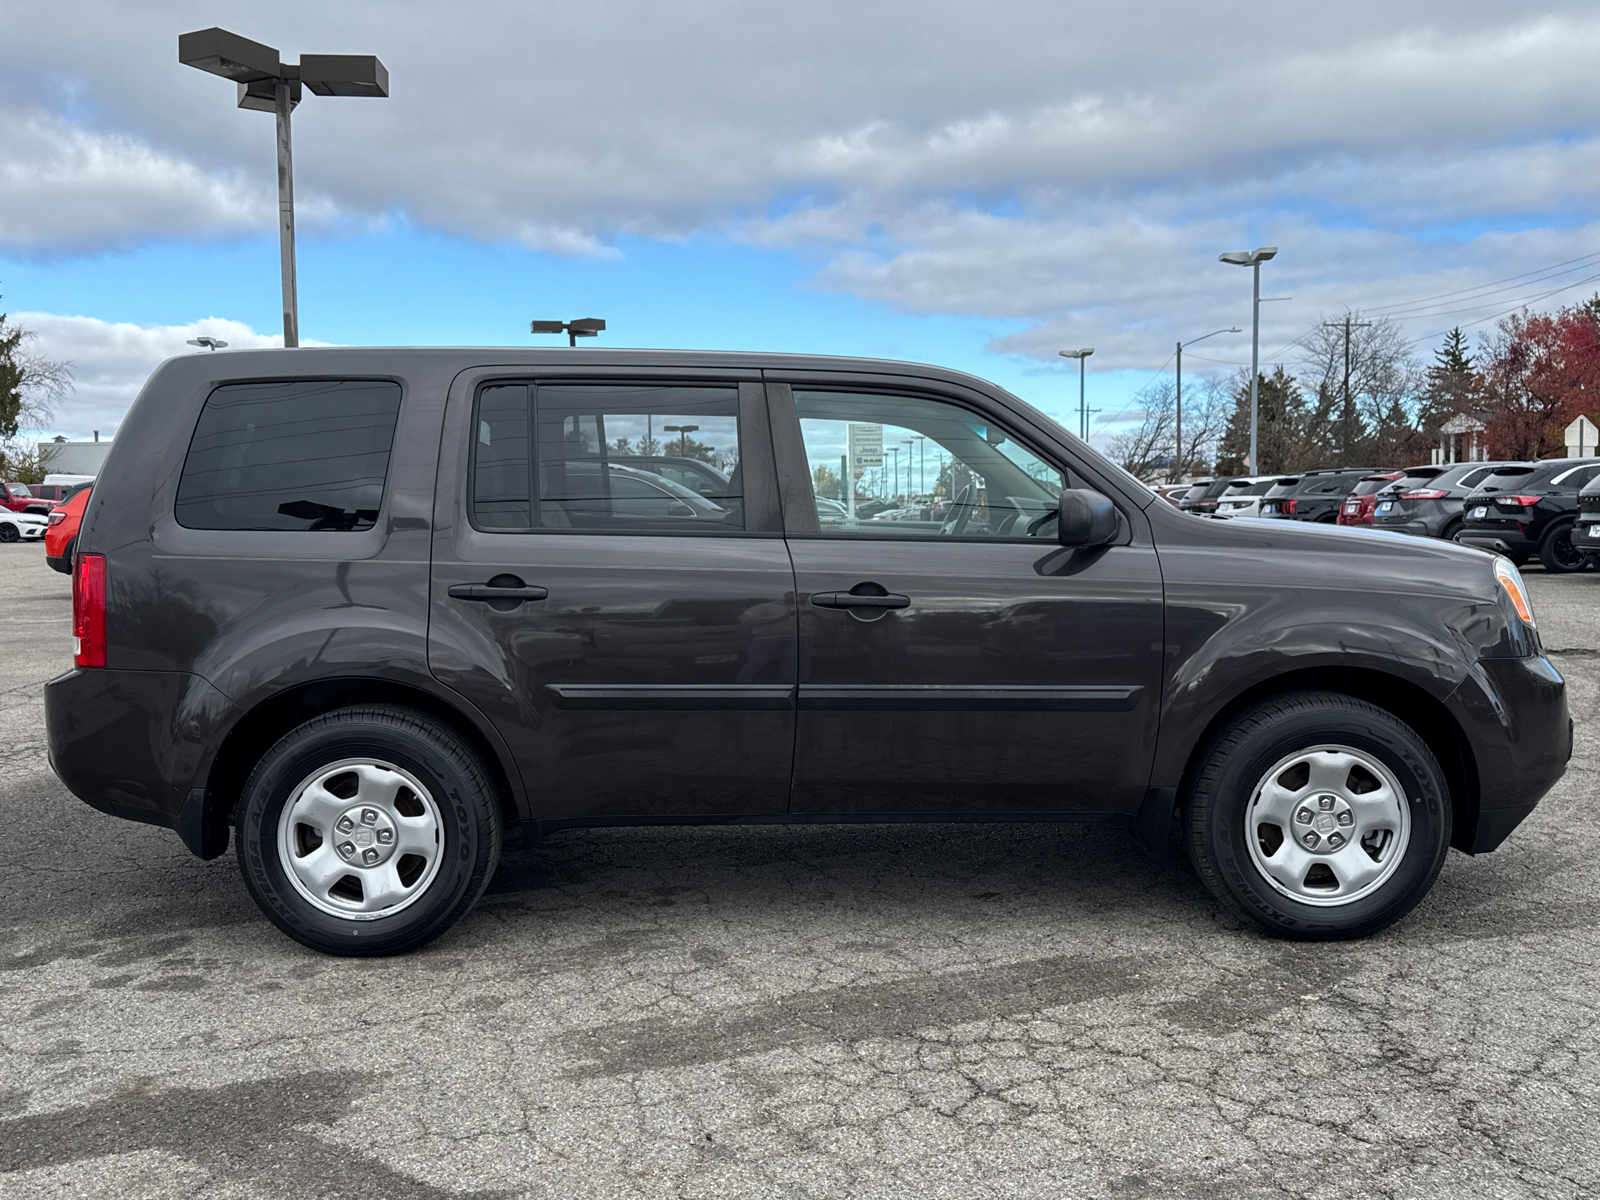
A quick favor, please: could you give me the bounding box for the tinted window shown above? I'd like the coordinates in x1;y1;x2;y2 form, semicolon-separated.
1264;478;1300;496
1349;477;1400;497
175;379;401;531
1474;467;1535;491
794;390;1065;539
7;484;30;497
470;383;743;532
1550;463;1600;488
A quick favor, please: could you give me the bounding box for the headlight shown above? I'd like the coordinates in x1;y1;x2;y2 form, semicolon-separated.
1494;556;1536;628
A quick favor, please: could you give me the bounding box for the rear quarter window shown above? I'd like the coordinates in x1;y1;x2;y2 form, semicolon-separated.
174;379;402;531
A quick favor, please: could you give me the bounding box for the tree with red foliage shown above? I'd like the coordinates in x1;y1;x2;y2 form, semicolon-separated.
1482;299;1600;459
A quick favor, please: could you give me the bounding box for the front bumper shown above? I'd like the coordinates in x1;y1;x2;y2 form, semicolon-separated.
1445;654;1570;853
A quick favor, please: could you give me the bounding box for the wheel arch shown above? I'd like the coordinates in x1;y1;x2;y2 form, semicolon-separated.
202;676;526;852
1173;666;1481;854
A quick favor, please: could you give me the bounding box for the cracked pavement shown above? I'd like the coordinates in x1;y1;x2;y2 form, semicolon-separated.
1;540;1597;1198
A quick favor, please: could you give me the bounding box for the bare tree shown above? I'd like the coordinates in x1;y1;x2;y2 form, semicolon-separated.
1108;377;1231;481
0;314;72;474
1296;312;1421;466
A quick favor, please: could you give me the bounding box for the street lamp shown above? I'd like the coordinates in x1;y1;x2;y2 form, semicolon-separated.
1173;328;1240;482
186;337;229;351
179;28;389;349
663;424;699;457
531;318;607;347
1219;246;1278;471
911;434;927;497
1058;349;1095;439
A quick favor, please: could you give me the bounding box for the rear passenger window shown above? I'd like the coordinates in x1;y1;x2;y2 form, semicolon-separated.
470;382;744;532
176;379;401;531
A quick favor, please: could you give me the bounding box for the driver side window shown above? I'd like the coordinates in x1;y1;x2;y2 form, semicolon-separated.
794;390;1065;538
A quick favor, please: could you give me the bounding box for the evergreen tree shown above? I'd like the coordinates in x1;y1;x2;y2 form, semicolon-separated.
1215;367;1306;474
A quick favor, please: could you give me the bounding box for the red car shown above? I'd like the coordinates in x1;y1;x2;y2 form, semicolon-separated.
45;487;90;574
1337;472;1405;526
3;483;44;514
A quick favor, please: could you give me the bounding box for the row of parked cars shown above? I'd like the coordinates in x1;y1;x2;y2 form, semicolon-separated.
1;476;93;571
1157;458;1600;572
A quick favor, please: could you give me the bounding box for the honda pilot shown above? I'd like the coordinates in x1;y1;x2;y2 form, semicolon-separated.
46;349;1571;955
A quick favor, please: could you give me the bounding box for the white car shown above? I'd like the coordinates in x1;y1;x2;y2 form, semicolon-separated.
0;511;47;543
1213;476;1281;518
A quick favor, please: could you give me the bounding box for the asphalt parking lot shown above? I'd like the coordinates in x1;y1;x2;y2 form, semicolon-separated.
1;541;1597;1200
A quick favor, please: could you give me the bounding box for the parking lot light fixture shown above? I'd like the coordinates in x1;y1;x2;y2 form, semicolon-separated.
663;424;699;457
186;337;229;351
1219;247;1278;471
530;318;607;347
1058;349;1095;440
1174;327;1240;482
179;28;389;349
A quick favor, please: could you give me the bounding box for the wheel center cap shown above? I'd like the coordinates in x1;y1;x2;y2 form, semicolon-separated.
333;805;397;867
1294;794;1355;853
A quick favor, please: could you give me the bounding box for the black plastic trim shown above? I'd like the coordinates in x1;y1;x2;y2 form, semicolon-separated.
796;684;1144;711
544;683;796;710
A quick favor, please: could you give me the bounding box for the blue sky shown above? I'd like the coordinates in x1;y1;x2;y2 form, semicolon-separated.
5;1;1600;453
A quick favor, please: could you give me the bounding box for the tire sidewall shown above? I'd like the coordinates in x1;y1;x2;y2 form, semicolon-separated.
1540;520;1582;573
238;717;487;954
1198;704;1450;937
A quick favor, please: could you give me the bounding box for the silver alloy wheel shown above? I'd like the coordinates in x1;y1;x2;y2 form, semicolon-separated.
277;758;444;920
1245;744;1412;907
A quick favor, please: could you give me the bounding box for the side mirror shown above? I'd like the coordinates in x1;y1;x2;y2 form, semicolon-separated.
1057;488;1119;547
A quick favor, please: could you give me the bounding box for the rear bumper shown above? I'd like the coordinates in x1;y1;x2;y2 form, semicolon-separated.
45;553;72;574
45;667;243;854
1570;520;1600;553
1458;529;1538;556
1445;655;1570;853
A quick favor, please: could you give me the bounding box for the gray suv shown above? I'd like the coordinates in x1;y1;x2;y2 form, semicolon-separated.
45;349;1570;955
1372;461;1527;541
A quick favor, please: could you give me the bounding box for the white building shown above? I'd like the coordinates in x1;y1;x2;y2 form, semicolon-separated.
1431;411;1490;464
38;436;112;476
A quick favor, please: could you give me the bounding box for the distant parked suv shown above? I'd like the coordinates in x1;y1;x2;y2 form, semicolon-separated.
1458;459;1600;572
1373;461;1525;542
1336;472;1405;526
1259;468;1376;523
46;349;1570;955
1177;476;1249;515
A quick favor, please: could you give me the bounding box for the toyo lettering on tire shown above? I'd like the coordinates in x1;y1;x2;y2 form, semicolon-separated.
236;705;502;956
1186;692;1451;940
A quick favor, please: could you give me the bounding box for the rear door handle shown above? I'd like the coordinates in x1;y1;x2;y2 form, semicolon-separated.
447;583;549;602
811;591;910;610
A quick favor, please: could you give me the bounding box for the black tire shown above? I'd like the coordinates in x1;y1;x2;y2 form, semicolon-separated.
1186;691;1451;940
1538;521;1587;573
1439;518;1462;542
0;524;17;543
236;705;502;956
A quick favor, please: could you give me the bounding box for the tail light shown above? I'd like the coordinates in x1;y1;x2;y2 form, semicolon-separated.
73;553;106;668
1281;499;1297;514
48;510;65;526
1401;489;1447;500
1503;495;1542;507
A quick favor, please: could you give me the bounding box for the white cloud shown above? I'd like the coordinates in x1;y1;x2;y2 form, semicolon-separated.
12;312;286;440
4;0;1600;387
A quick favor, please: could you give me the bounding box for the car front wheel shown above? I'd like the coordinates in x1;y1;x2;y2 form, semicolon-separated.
1186;692;1451;939
236;705;502;956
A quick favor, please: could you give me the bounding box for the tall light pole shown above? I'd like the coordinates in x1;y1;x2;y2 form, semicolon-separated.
663;424;699;457
1173;327;1240;482
1219;247;1277;471
912;434;927;497
888;447;900;500
180;30;388;349
1058;349;1094;439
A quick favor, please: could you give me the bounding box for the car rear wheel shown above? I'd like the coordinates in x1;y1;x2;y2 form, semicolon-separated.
1538;521;1588;573
1438;517;1462;542
236;705;502;956
0;524;17;543
1186;692;1451;940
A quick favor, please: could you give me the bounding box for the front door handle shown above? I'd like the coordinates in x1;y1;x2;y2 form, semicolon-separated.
811;591;910;610
448;583;549;602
